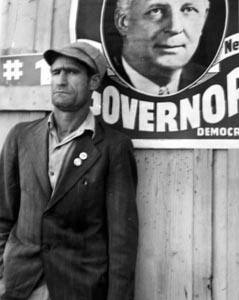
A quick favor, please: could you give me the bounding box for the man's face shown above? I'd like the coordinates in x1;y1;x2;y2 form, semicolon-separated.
51;56;97;112
117;0;209;73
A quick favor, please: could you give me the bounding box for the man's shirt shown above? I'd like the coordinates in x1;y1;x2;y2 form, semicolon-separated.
122;57;181;95
48;110;95;189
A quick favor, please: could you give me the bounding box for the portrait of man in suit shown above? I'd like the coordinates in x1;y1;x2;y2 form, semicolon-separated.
112;0;210;95
0;41;138;300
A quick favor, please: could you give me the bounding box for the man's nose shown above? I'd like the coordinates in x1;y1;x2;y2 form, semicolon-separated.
164;10;184;34
57;71;67;85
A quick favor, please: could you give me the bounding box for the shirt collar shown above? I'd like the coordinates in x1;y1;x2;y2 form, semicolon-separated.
48;109;95;145
122;56;181;95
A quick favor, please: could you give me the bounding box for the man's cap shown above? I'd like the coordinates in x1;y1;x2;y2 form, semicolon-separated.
43;41;107;79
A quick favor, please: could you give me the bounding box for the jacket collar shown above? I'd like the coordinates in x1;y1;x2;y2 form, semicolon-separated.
24;116;105;210
23;117;52;203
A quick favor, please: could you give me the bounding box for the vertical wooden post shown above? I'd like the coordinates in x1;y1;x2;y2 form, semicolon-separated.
227;150;239;299
193;150;213;300
213;150;228;300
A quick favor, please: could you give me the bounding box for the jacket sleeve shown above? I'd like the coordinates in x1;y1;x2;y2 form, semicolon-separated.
106;138;138;300
0;126;20;279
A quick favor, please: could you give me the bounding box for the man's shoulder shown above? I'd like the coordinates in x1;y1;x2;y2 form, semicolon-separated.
6;116;48;139
111;55;132;86
96;118;133;147
2;116;47;152
184;62;206;75
180;62;206;89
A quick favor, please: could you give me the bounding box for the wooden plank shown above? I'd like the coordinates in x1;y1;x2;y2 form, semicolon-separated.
0;86;52;111
227;149;239;300
0;1;47;149
134;150;167;300
0;0;17;53
51;0;72;47
0;0;54;112
193;150;213;300
2;0;38;53
134;150;194;300
213;150;228;300
34;0;55;51
0;1;10;53
0;112;46;150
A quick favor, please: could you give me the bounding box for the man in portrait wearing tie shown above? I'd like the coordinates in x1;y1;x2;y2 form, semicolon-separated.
0;41;138;300
114;0;210;95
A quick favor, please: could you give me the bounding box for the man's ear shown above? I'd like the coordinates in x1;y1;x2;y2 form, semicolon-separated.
114;9;129;36
89;73;101;91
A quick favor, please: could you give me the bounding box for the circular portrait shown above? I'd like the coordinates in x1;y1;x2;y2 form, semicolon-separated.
101;0;227;97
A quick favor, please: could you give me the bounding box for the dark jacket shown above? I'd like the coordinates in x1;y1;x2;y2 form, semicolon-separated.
0;116;138;300
112;55;206;93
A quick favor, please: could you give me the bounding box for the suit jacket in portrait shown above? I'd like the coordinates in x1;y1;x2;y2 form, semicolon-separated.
112;55;206;94
0;116;138;300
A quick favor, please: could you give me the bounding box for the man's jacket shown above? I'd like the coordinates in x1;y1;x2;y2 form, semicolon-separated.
111;55;206;92
0;116;138;300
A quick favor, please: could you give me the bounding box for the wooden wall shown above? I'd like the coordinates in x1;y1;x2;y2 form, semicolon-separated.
1;1;239;299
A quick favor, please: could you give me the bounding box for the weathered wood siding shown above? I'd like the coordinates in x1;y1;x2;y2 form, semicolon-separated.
0;1;239;299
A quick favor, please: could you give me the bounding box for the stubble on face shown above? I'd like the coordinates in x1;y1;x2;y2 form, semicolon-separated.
51;56;92;113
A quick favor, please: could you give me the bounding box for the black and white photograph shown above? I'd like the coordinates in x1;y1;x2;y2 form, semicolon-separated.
0;1;239;300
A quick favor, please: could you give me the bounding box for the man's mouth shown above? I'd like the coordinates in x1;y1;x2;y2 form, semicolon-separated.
153;44;186;55
53;91;70;94
155;44;185;49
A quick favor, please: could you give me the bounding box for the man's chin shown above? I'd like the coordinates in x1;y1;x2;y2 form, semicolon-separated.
53;102;76;112
153;53;193;70
153;60;189;72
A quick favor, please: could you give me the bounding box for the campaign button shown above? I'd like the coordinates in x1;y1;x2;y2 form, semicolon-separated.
79;152;88;160
74;158;82;166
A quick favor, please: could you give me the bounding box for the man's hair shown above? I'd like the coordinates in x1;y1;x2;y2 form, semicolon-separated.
116;0;133;11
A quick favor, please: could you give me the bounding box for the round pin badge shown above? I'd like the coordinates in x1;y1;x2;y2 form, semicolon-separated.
79;152;88;160
74;158;82;166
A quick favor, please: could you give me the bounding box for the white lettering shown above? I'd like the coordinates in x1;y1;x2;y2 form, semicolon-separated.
102;86;120;124
35;59;51;85
121;95;138;129
197;127;239;136
227;67;239;117
139;101;154;131
156;102;178;132
98;68;239;133
197;128;204;136
180;95;200;130
202;85;226;123
91;91;101;115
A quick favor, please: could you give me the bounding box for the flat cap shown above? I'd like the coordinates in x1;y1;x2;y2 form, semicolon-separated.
43;40;107;79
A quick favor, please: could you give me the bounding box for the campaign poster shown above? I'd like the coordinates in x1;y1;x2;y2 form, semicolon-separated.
72;0;239;148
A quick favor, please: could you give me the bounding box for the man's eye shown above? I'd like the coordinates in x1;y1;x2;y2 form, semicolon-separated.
51;70;60;75
146;7;164;18
182;6;198;14
68;70;79;75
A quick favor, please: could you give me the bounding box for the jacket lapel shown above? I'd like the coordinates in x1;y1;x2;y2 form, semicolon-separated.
46;123;104;210
113;55;133;86
24;117;52;202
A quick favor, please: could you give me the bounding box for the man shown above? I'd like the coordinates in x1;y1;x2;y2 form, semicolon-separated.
0;41;138;300
114;0;210;95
